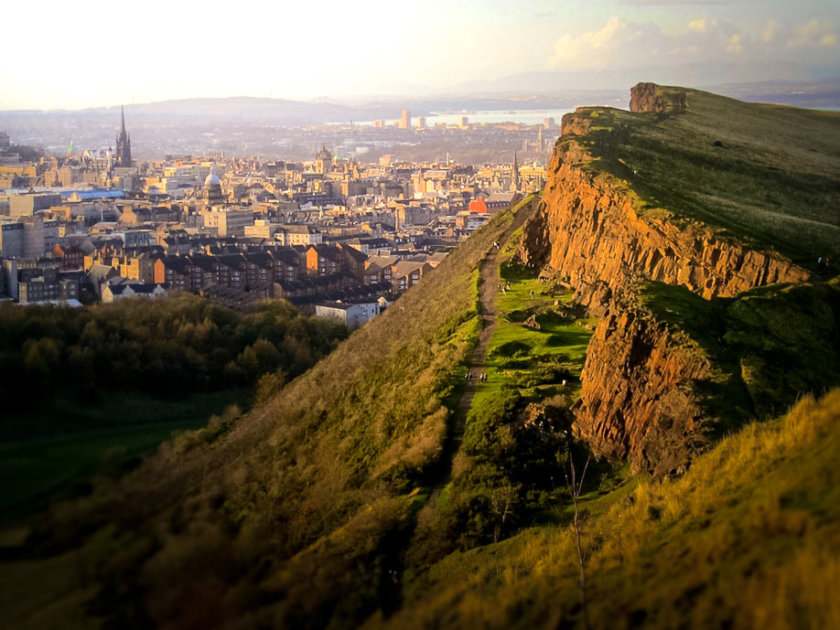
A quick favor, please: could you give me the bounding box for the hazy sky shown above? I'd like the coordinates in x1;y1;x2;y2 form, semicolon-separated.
2;0;838;110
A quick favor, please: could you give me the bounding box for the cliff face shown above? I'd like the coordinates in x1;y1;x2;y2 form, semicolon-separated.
518;92;811;473
520;131;808;312
574;306;711;476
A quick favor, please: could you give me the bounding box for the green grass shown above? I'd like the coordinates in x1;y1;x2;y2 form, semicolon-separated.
473;260;594;407
0;204;525;630
0;390;247;526
421;227;602;552
561;87;840;266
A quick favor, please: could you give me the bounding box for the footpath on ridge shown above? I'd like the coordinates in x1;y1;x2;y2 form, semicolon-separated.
378;197;538;614
432;196;539;502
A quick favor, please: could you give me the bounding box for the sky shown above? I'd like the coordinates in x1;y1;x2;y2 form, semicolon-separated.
2;0;838;110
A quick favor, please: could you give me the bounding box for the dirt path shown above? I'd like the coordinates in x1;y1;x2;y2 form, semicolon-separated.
378;198;539;614
432;197;538;498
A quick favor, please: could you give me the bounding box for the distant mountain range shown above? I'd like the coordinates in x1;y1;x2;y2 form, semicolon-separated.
2;73;838;125
1;92;623;125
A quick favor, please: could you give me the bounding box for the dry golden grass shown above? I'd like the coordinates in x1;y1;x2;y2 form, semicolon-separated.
375;389;840;630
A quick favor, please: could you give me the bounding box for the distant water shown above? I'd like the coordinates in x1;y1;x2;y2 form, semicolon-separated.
423;109;575;126
351;108;576;127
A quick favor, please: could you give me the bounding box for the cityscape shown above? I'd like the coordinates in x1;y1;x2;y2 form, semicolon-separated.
0;107;554;323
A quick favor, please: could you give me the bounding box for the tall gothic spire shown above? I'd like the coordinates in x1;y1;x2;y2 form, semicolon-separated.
115;106;132;167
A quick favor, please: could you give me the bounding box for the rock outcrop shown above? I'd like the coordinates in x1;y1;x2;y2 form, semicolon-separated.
575;305;711;476
518;85;810;473
630;82;687;114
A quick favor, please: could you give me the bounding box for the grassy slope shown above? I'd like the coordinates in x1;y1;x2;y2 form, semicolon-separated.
401;229;600;565
1;200;531;629
373;388;840;630
371;90;840;629
467;228;594;412
6;91;839;629
566;87;840;265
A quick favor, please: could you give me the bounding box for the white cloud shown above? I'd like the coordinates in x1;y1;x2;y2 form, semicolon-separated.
550;17;663;68
549;15;837;70
726;33;745;53
787;19;839;49
761;19;783;43
550;15;738;68
689;18;717;33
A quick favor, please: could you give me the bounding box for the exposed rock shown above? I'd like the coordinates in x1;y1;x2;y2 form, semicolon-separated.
575;305;710;476
523;314;541;329
560;111;593;137
518;148;808;315
630;82;687;114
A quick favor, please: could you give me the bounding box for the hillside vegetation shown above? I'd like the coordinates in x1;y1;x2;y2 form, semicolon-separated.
0;295;346;525
5;200;533;629
373;388;840;630
0;295;343;414
637;277;840;426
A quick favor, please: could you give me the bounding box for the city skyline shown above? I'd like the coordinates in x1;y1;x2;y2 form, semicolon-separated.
2;0;839;111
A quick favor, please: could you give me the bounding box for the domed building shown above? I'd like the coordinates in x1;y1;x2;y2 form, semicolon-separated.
204;168;224;205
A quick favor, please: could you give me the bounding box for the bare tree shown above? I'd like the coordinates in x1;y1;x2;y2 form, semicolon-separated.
488;482;519;544
565;446;591;630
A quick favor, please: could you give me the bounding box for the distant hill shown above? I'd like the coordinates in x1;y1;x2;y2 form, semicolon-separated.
0;93;615;124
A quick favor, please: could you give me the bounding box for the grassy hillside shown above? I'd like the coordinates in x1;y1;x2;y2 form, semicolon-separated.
0;390;245;528
371;388;840;630
0;295;346;527
563;86;840;266
3;199;534;629
637;277;840;429
400;231;605;568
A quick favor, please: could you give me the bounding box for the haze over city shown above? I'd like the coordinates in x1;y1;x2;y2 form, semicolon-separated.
3;0;839;110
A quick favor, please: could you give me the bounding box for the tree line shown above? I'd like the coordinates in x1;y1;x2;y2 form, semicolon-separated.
0;294;347;411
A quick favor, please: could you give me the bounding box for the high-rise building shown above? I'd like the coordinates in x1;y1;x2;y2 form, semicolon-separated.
399;109;411;129
115;106;132;167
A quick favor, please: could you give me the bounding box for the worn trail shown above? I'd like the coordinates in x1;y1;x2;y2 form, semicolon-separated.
377;198;538;614
432;197;538;501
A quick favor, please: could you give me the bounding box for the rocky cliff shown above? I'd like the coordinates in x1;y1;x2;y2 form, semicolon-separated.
518;84;817;473
574;303;711;476
629;82;687;114
520;113;808;312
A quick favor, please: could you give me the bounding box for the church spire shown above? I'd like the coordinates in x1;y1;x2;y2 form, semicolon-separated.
115;106;132;167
